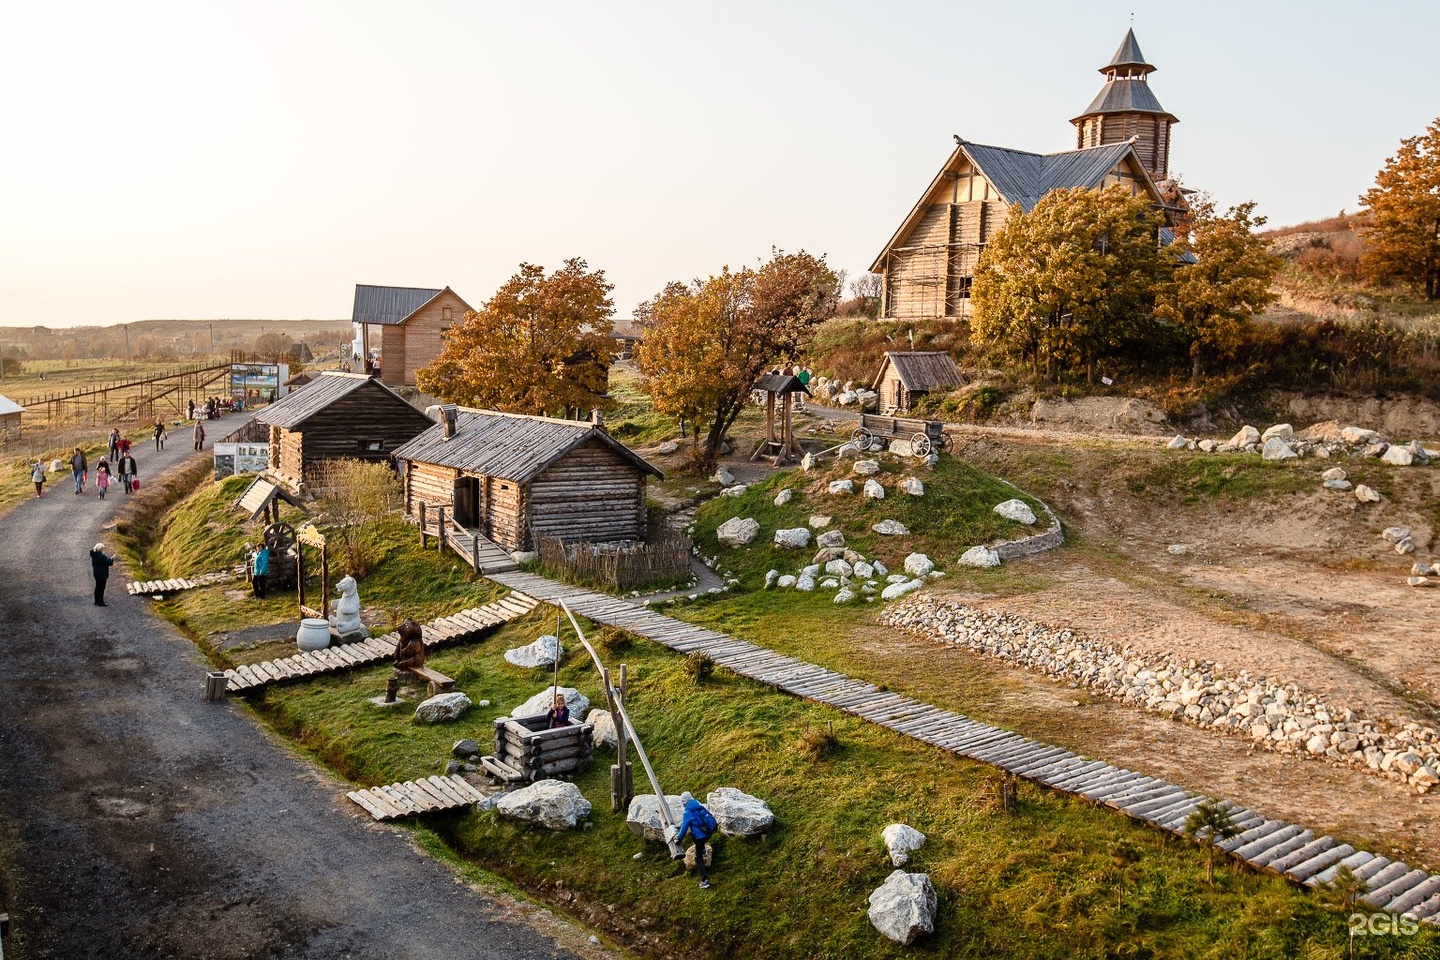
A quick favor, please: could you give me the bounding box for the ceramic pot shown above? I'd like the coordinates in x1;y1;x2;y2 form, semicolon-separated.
296;617;331;652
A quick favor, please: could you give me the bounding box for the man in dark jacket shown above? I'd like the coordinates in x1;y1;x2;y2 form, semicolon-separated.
670;791;717;889
90;543;115;606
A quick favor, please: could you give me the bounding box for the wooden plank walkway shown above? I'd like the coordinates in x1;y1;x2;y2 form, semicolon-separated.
444;527;519;574
128;577;198;596
486;570;1440;922
347;774;490;821
221;592;539;693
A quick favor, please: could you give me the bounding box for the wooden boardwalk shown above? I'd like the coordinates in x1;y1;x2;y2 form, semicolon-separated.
486;570;1440;921
221;593;538;693
347;774;489;821
128;577;198;596
444;526;518;574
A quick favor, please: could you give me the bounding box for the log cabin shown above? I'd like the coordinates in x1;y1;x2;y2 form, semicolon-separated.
870;352;965;415
393;407;663;554
351;284;474;387
870;29;1185;322
252;371;435;491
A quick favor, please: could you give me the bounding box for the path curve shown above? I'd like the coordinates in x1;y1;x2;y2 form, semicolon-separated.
0;432;601;959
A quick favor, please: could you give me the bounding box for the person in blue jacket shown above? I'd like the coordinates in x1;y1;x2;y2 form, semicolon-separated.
251;545;270;599
670;791;717;889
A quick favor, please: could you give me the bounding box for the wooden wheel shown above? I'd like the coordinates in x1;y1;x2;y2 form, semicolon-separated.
910;433;932;458
851;426;873;448
937;433;954;454
263;521;296;556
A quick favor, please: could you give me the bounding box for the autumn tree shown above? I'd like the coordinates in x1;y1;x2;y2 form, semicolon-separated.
971;186;1169;383
635;250;837;472
417;259;616;417
1360;118;1440;300
253;331;296;359
1155;198;1280;380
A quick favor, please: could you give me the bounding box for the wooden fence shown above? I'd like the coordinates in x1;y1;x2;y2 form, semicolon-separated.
535;534;692;592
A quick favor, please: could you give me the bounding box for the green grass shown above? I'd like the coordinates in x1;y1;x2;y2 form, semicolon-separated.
607;367;681;447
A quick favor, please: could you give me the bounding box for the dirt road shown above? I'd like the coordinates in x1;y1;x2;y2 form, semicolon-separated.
0;435;605;959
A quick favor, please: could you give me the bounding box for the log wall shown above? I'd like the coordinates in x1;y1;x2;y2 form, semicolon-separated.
882;197;1006;322
528;439;646;547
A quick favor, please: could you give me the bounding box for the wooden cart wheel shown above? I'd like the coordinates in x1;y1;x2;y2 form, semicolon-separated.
910;433;932;458
851;426;873;447
937;433;954;454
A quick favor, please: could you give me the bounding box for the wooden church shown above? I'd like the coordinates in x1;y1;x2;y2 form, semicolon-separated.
871;29;1184;322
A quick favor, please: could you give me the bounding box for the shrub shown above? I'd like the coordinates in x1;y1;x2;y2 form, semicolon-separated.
683;651;715;684
795;721;840;760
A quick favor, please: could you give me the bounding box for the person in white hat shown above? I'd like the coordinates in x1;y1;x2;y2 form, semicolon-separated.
90;543;115;606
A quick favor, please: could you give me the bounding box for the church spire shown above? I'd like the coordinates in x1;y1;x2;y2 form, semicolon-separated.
1071;29;1178;180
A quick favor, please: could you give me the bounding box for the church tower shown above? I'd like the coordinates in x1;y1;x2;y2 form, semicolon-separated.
1071;29;1178;180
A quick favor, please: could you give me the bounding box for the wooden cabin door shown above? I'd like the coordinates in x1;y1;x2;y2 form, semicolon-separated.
453;476;480;528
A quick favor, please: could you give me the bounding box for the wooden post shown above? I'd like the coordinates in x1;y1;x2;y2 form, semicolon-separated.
437;505;446;552
420;502;428;549
204;671;229;701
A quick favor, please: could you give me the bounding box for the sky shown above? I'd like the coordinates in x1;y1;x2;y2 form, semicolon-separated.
3;0;1437;328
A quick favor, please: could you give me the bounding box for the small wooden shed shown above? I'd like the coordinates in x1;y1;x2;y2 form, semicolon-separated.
871;351;966;415
253;371;434;490
0;395;23;441
393;408;663;552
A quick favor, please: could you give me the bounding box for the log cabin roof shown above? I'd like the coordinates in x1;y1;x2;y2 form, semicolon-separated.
0;395;24;415
870;139;1159;271
352;284;473;326
871;352;965;393
393;408;664;483
253;371;419;429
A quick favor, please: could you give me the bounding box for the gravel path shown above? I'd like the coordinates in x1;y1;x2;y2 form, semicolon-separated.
0;433;606;960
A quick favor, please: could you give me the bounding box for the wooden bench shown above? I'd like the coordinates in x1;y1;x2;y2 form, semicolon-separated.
402;665;455;698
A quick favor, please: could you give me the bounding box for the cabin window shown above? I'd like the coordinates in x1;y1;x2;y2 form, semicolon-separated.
442;306;453;321
359;439;384;452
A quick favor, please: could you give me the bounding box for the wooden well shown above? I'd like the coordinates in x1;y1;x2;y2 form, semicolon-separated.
481;714;595;784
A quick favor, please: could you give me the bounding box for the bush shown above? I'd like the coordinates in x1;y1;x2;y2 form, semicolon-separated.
683;651;715;684
314;459;403;577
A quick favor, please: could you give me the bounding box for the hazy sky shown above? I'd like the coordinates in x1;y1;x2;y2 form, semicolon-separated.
4;1;1436;327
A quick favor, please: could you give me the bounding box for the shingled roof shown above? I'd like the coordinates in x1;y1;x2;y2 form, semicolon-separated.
352;284;467;326
872;351;965;393
252;372;413;429
392;408;663;484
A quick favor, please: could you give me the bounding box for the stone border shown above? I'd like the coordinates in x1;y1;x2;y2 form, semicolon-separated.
990;481;1064;561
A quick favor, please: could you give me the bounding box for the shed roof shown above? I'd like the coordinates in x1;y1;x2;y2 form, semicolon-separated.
0;395;24;415
393;408;663;484
253;371;416;429
352;284;470;326
872;352;966;393
754;373;812;396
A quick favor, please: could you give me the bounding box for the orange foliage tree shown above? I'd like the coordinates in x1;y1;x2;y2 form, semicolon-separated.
1360;118;1440;300
635;250;837;471
417;259;617;416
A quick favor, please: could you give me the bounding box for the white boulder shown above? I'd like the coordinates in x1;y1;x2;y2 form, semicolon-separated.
872;519;910;536
776;575;797;588
1382;527;1411;544
1166;434;1189;450
717;517;761;548
706;787;775;836
1354;484;1382;503
825;559;854;578
882;823;927;867
1321;467;1347;482
626;793;686;842
773;488;794;507
853;460;881;476
853;561;875;579
1261;437;1298;461
1261;423;1294;441
656;441;679;455
1229;425;1261;447
809;515;833;528
834;588;856;603
795;574;816;592
1341;426;1380;444
712;467;735;485
900;476;925;496
495;779;591;830
504;633;563;668
1382;445;1415;466
413;692;473;724
889;438;914;457
868;870;937;945
719;484;748;497
863;479;886;499
881;579;924;600
993;499;1037;525
816;529;846;549
903;553;935;578
828;479;855;495
516;686;590;720
585;708;618;748
958;546;1001;568
774;528;812;549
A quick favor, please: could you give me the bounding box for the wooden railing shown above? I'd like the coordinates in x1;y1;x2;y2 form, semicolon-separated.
418;501;485;571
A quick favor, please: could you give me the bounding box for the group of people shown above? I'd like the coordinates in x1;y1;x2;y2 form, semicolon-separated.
31;439;139;499
187;396;232;421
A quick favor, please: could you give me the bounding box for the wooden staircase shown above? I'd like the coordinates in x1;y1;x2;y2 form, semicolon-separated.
443;526;518;573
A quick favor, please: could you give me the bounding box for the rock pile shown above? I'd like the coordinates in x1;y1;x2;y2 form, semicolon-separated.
764;538;942;603
1165;421;1438;468
806;376;879;410
882;596;1440;794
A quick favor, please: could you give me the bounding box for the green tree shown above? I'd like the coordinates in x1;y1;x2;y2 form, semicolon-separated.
1156;199;1281;380
971;186;1169;383
1360;118;1440;300
635;250;836;472
1183;798;1241;886
418;259;616;417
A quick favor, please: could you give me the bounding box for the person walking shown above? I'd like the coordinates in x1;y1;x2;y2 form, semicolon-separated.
193;420;206;451
117;451;138;495
669;791;718;889
251;545;270;599
107;427;121;463
95;459;111;500
70;447;88;495
30;459;46;498
90;542;115;606
153;419;166;451
187;398;195;420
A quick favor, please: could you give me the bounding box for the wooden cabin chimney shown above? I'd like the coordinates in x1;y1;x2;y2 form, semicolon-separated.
590;408;604;429
426;403;459;439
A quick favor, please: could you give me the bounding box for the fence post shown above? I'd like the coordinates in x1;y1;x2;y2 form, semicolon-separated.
437;506;446;551
420;503;428;549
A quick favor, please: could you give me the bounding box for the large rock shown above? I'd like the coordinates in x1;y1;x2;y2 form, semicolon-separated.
626;793;686;842
495;779;591;830
1382;445;1415;466
712;467;735;486
881;579;924;600
828;479;855;495
882;823;927;866
853;561;875;579
825;558;854;578
993;499;1037;525
834;587;857;603
719;484;748;498
795;574;816;592
1261;437;1298;461
816;529;846;549
774;527;812;549
872;519;910;536
863;479;886;499
853;460;881;476
903;553;935;578
1321;467;1348;482
1229;425;1261;447
504;633;563;668
889;438;914;457
809;514;833;528
656;440;680;455
1341;426;1381;445
516;686;590;720
1382;527;1411;544
900;476;925;497
413;692;472;724
717;517;761;548
958;546;1001;568
1261;423;1294;441
707;787;775;836
1166;434;1189;450
776;575;797;588
773;488;794;507
868;870;937;945
1354;484;1382;503
586;708;618;748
